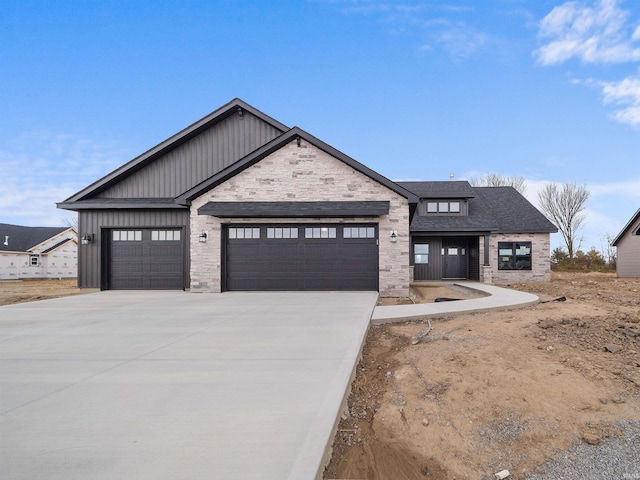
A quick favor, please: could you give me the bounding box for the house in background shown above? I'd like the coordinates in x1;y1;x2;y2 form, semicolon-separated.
57;98;556;296
0;224;77;280
612;208;640;278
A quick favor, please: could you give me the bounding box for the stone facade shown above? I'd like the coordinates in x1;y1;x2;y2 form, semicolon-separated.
190;139;411;297
488;233;551;284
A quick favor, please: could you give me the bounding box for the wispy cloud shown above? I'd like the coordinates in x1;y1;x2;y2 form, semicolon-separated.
535;0;640;127
0;132;128;227
535;0;640;65
329;1;487;60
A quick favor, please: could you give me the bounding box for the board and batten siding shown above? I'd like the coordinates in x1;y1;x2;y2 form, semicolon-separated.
98;112;283;199
78;210;190;288
616;221;640;277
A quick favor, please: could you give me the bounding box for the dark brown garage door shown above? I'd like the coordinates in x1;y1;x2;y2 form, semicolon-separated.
108;229;184;290
225;224;379;291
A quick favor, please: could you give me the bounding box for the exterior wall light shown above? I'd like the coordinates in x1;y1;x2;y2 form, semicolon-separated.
390;230;397;243
199;231;208;243
80;233;94;245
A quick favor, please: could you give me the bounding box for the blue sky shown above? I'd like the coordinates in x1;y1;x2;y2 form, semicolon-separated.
1;0;639;253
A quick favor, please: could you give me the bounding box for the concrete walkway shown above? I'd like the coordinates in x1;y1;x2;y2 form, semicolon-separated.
0;291;377;480
372;282;539;323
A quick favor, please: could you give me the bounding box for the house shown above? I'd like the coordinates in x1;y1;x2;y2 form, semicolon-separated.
0;224;77;280
611;208;640;278
57;99;556;296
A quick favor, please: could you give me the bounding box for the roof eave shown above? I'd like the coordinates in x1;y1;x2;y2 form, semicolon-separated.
612;208;640;246
177;127;419;205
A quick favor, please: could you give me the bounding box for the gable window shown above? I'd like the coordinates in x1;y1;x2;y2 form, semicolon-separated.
498;242;532;270
426;201;461;213
30;255;39;266
414;244;429;264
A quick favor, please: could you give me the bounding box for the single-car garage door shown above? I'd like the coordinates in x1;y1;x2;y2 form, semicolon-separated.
225;224;378;291
107;228;184;290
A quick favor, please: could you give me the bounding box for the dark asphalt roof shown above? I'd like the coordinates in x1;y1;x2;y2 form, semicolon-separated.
396;181;476;199
399;183;557;234
0;223;70;252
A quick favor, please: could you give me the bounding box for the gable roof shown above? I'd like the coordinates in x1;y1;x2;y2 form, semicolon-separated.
0;224;70;253
399;184;557;234
612;208;640;246
176;127;419;205
60;98;289;204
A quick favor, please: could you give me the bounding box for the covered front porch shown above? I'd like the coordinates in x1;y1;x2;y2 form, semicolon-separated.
410;233;491;282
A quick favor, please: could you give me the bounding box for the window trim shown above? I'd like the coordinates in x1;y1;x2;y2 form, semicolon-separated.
29;254;39;266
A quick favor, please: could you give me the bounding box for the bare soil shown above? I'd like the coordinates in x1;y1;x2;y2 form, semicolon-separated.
0;278;88;306
325;273;640;479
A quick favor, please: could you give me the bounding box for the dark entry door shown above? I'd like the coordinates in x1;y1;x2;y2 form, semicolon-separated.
108;229;184;290
225;224;379;291
443;239;467;279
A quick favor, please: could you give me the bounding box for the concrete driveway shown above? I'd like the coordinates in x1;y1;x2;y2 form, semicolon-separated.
0;291;377;480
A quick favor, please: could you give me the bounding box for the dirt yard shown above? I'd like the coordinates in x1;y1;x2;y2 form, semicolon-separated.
325;273;640;479
0;278;87;306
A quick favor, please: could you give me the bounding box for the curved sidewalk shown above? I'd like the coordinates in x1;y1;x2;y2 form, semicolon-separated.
372;282;539;324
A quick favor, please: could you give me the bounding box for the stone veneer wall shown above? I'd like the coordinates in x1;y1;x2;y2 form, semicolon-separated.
189;139;411;297
488;233;551;284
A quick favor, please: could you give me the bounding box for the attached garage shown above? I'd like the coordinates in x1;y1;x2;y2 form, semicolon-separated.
224;224;379;291
105;228;185;290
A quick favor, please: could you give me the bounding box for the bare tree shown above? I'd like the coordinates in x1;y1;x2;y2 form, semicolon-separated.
537;182;589;260
469;173;527;195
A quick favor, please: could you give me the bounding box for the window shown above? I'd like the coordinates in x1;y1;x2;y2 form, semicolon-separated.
30;255;39;266
113;230;142;241
343;226;375;238
305;227;336;239
228;227;260;239
414;244;429;264
426;201;461;213
267;227;298;239
498;242;532;270
151;230;181;241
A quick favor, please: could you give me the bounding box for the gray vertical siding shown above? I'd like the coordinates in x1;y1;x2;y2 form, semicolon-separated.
77;209;190;288
412;236;443;281
98;112;283;199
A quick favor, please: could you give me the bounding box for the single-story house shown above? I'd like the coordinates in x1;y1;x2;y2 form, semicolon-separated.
0;224;77;280
57;99;557;296
611;208;640;278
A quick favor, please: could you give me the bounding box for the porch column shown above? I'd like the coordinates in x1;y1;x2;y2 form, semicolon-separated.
483;235;490;265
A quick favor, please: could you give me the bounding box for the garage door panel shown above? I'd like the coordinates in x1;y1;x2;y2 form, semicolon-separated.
226;224;378;291
108;229;184;290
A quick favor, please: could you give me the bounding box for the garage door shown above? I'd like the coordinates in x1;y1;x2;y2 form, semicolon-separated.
225;224;378;291
108;229;184;290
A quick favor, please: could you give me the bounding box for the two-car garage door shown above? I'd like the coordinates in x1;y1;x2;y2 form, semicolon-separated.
225;223;379;291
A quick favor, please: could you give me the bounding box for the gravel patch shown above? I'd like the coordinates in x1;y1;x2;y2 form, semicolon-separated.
526;420;640;480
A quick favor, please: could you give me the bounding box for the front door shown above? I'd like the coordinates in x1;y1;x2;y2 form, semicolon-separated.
443;239;467;279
